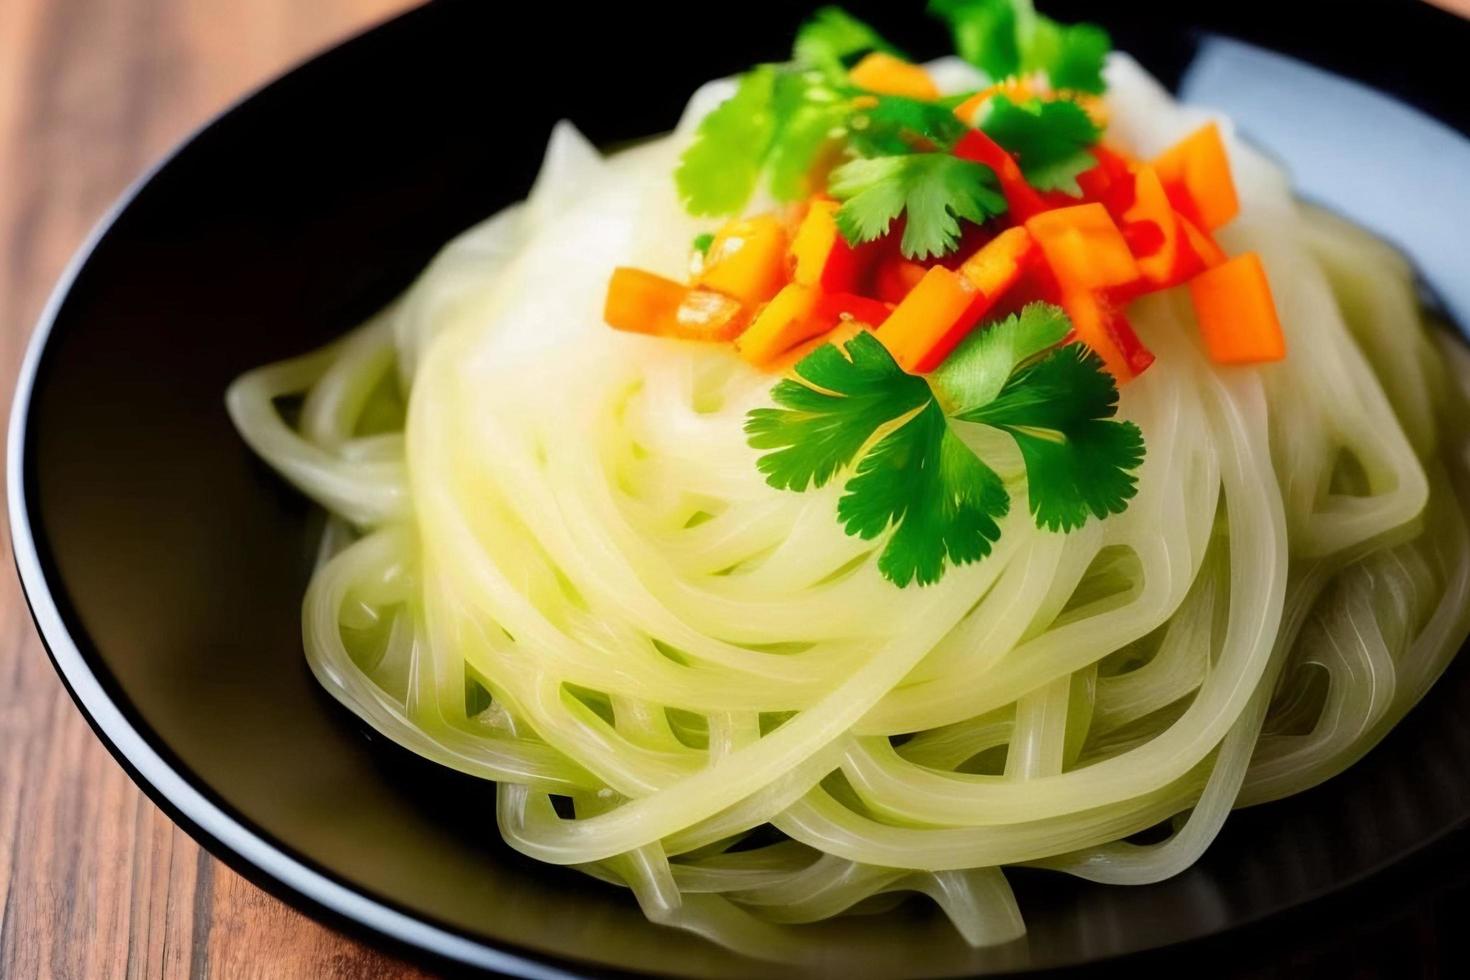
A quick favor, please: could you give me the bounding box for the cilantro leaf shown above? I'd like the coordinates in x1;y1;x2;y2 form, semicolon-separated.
794;7;902;74
928;0;1023;82
676;68;780;216
765;72;849;201
746;305;1145;587
958;343;1145;531
930;0;1111;94
692;232;715;255
745;334;931;492
1031;20;1111;94
980;96;1100;194
829;154;1007;260
677;65;852;214
746;332;1010;587
930;302;1071;410
838;401;1008;586
847;95;971;157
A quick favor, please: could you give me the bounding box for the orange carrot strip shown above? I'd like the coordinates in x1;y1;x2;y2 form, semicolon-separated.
958;227;1036;299
1189;252;1285;365
849;53;939;101
874;267;985;373
605;268;749;341
1026;203;1140;293
670;289;752;342
697;215;789;306
1153;122;1240;232
1120;165;1188;289
1178;212;1226;269
605;267;685;335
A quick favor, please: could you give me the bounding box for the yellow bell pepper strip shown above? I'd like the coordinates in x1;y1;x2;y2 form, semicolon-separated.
1188;252;1286;365
848;52;939;101
736;283;827;366
953;129;1049;222
696;214;789;306
873;266;992;373
790;199;877;293
1025;203;1140;293
604;268;750;342
1153;122;1240;232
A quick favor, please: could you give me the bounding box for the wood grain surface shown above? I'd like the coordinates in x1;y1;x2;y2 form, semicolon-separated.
0;2;432;977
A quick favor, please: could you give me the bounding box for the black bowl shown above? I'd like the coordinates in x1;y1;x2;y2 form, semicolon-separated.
11;1;1470;976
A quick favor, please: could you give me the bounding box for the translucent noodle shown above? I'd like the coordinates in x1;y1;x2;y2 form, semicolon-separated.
226;55;1470;956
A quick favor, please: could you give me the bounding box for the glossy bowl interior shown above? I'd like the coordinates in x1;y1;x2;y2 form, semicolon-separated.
12;1;1470;975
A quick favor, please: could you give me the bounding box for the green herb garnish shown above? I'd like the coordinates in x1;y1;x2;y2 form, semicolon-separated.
746;304;1145;585
794;6;905;73
676;3;1111;254
828;154;1006;260
979;96;1100;194
929;0;1111;94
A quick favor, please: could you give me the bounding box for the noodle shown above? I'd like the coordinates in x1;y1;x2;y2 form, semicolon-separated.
225;54;1470;956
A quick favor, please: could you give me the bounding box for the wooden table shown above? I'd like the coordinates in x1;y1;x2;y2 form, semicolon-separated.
0;2;433;976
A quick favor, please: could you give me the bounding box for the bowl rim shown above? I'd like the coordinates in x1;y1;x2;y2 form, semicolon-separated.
8;6;1470;978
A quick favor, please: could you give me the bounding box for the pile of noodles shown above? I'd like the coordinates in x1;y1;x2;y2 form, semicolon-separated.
227;55;1470;956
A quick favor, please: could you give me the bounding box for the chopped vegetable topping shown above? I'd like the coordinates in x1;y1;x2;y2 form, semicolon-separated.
849;52;942;101
604;3;1286;586
1188;252;1286;364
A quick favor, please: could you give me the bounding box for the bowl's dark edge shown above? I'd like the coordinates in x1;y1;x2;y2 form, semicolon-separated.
7;5;1470;978
0;4;616;977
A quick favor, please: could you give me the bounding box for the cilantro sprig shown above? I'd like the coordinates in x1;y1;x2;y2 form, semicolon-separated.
930;0;1111;94
828;154;1006;260
676;4;1112;260
676;9;896;217
745;304;1145;586
794;6;904;72
979;96;1100;195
